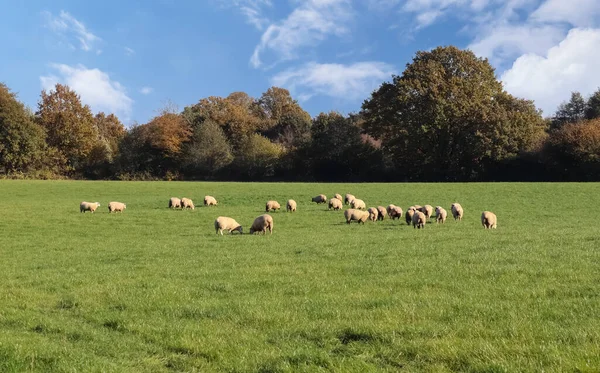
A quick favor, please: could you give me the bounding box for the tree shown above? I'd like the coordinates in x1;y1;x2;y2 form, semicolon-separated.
233;134;284;180
552;91;586;129
0;83;47;173
361;46;547;180
144;111;191;158
94;112;126;154
35;84;98;172
585;88;600;120
181;120;234;178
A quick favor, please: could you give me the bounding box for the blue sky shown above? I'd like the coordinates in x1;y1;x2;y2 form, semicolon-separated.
1;0;599;125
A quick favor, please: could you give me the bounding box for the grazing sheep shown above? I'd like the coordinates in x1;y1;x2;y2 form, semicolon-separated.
377;206;387;221
368;207;379;222
214;216;243;235
286;199;297;212
481;211;497;229
344;209;369;224
412;211;426;229
328;198;343;211
435;206;447;224
169;197;182;209
419;205;433;219
413;205;422;212
386;204;396;216
312;194;327;204
182;198;195;210
406;208;416;225
334;193;343;202
351;198;366;210
451;203;464;221
249;214;274;235
265;200;281;212
345;194;356;205
80;201;100;213
108;202;126;213
204;196;218;206
389;206;403;220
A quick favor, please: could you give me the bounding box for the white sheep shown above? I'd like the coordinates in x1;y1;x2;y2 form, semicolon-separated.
389;206;403;220
182;198;195;210
451;203;464;221
345;194;356;205
204;196;218;206
405;207;416;225
377;206;387;220
265;200;281;212
344;209;369;224
367;207;379;222
80;201;100;213
351;198;366;210
249;214;274;234
419;205;433;219
214;216;243;235
328;198;343;210
108;201;126;213
334;193;343;202
412;210;426;229
169;197;182;209
435;206;447;224
312;194;327;204
481;211;497;229
286;199;297;212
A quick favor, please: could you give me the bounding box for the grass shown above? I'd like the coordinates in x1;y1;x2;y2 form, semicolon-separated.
0;180;599;372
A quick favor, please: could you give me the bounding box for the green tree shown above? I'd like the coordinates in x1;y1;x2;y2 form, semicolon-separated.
585;88;600;120
0;83;47;173
181;120;234;178
94;112;125;154
35;84;98;172
552;91;587;129
361;46;547;180
233;134;284;180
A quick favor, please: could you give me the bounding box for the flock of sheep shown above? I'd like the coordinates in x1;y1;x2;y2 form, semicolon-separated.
79;192;498;235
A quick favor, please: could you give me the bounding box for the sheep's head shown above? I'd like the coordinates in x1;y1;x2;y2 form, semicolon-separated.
95;202;100;206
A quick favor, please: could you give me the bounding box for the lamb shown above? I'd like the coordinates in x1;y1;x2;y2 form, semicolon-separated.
182;198;195;210
481;211;497;229
435;206;447;224
451;203;464;221
405;207;416;225
169;197;182;209
389;206;403;220
214;216;243;235
412;210;426;229
286;199;297;212
328;198;343;210
108;202;126;213
265;200;281;212
249;214;274;234
367;207;379;222
204;196;218;206
419;205;433;219
351;198;366;210
80;201;100;213
377;206;387;220
312;194;327;204
334;193;343;202
344;209;369;224
345;194;355;205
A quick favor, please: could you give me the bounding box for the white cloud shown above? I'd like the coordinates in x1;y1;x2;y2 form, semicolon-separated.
140;87;154;95
501;28;600;116
222;0;272;30
271;61;395;101
43;10;101;52
531;0;600;27
251;0;353;68
40;64;133;118
124;47;135;56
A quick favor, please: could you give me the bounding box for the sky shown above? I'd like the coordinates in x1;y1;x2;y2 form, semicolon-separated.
1;0;599;125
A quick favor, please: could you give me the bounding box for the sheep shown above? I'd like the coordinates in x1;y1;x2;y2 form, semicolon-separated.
214;216;243;235
181;198;195;210
169;197;182;209
80;201;100;213
389;206;403;220
265;200;281;212
334;193;343;202
418;205;433;219
451;203;464;221
328;198;343;211
413;205;422;211
405;207;416;225
204;196;218;206
286;199;297;212
108;201;126;213
481;211;497;229
386;204;396;216
435;206;447;224
351;198;366;210
249;214;274;234
412;210;426;229
377;206;387;221
344;209;369;224
368;207;379;222
345;194;356;205
311;194;327;204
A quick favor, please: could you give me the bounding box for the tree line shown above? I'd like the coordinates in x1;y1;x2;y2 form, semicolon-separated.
2;46;600;181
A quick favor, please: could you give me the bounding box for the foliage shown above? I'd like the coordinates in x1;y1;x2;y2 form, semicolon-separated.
181;120;234;179
552;91;587;130
233;133;284;179
361;46;547;180
585;88;600;120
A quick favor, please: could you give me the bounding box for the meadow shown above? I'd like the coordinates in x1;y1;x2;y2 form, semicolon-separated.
0;180;599;372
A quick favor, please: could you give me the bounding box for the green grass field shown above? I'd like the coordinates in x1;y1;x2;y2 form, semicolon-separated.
1;180;599;372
